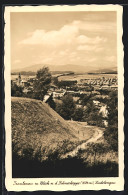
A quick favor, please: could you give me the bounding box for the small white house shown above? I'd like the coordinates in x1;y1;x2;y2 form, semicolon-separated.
93;100;100;106
99;105;108;118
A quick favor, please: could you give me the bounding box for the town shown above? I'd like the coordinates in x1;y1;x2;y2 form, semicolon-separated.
11;72;118;98
11;71;118;128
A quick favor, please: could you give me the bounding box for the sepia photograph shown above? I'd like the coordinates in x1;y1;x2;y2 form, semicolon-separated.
4;5;124;191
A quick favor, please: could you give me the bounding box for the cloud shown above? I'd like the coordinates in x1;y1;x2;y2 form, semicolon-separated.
17;18;116;67
77;44;103;53
77;35;91;44
72;20;116;33
19;19;108;48
19;24;106;66
19;24;78;46
77;35;106;45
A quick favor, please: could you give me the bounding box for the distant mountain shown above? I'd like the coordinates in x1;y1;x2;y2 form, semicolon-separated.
88;67;117;74
12;64;47;73
12;64;89;73
12;63;117;74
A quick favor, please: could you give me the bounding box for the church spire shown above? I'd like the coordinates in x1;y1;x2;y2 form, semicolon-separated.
18;73;21;85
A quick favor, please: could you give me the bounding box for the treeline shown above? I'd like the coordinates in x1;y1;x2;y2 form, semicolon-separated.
12;71;36;76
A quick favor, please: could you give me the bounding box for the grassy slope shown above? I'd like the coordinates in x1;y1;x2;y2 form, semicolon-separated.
12;97;94;160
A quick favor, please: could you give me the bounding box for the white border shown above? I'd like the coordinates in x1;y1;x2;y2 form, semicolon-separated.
4;5;124;191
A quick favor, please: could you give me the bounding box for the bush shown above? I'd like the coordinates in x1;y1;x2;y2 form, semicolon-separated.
104;126;118;151
11;83;24;97
55;94;76;120
72;107;84;121
12;148;118;178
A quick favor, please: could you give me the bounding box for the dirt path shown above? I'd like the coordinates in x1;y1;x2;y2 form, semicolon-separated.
61;127;103;159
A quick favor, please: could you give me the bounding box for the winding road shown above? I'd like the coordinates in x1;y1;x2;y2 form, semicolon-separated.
61;127;103;159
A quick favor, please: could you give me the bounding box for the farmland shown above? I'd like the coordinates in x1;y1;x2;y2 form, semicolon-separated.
58;73;117;81
11;73;117;81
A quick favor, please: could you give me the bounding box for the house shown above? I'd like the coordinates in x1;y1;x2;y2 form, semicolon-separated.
73;97;80;102
99;105;108;118
49;85;57;91
101;85;111;90
93;100;100;106
103;120;108;127
110;85;118;90
43;93;53;103
76;104;83;108
21;80;28;87
52;91;65;99
23;88;29;94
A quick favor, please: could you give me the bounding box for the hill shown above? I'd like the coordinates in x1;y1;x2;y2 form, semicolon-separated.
12;63;117;74
12;97;94;161
88;67;117;74
12;64;88;73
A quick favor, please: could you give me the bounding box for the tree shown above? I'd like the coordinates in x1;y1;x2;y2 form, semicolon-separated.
80;94;92;106
47;94;56;110
104;90;118;151
56;94;76;120
33;67;52;100
72;107;84;121
11;83;24;97
53;77;59;86
82;100;104;127
107;90;118;126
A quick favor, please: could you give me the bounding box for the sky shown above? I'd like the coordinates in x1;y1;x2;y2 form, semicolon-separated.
10;11;117;71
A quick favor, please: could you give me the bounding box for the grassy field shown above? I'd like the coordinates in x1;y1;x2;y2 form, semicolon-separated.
68;121;97;141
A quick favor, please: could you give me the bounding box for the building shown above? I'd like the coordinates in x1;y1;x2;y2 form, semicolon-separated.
110;85;118;90
17;73;21;86
49;85;57;91
93;100;100;106
21;80;28;87
101;85;111;90
52;91;66;99
60;80;77;86
23;88;29;94
99;105;108;118
43;93;53;103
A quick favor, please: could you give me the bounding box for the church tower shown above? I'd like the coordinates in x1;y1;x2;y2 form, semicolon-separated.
18;73;21;86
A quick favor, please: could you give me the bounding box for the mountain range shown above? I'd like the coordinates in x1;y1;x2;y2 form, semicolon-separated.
12;63;117;74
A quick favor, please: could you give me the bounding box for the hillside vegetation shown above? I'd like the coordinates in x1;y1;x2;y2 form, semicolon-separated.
12;97;94;161
12;97;118;178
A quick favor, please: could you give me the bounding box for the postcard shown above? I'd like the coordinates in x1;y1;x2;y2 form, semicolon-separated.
4;5;124;191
